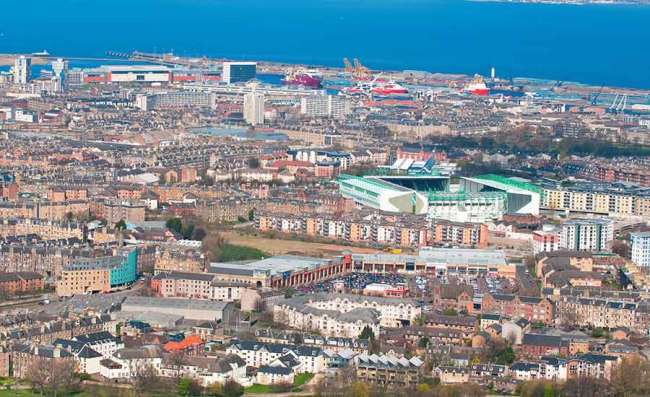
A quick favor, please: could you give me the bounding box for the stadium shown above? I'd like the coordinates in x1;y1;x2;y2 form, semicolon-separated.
337;169;540;222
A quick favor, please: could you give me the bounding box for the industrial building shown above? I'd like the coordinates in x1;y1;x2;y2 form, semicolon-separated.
351;247;514;279
222;62;257;84
120;296;233;322
78;65;172;84
207;254;351;288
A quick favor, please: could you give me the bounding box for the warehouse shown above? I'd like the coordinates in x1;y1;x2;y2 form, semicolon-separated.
120;296;232;322
208;254;352;288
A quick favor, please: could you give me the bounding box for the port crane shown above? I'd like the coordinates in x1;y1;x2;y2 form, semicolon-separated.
609;94;628;114
343;57;371;80
590;85;605;105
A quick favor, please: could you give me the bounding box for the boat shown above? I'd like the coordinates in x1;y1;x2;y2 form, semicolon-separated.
31;50;50;57
343;78;408;96
464;74;489;96
371;79;409;96
282;69;323;88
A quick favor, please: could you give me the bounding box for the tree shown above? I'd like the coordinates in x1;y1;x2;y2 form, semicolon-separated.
350;381;370;397
222;380;244;397
518;381;561;397
610;356;650;397
181;223;195;240
192;227;207;241
248;208;255;221
442;308;458;316
493;346;515;365
590;328;605;338
359;326;375;340
132;364;162;396
114;219;127;230
612;241;630;259
270;381;293;393
559;305;579;331
26;357;79;397
284;287;295;299
166;217;183;234
206;382;223;396
178;377;202;396
562;376;608;397
247;157;260;169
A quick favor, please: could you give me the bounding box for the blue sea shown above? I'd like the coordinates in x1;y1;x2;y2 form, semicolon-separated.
1;0;649;89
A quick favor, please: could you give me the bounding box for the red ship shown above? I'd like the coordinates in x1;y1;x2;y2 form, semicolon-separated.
371;79;408;96
463;74;489;96
283;69;323;88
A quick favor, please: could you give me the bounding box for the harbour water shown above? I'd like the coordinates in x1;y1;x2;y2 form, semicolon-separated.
2;0;649;89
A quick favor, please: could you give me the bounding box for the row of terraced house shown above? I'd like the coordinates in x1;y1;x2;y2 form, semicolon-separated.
255;211;487;248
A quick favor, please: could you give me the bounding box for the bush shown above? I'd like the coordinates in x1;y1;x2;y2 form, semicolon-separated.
270;382;293;393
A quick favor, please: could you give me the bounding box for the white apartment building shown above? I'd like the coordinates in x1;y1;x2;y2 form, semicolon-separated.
273;302;381;338
14;56;31;85
226;341;327;374
300;95;351;118
244;92;264;125
100;346;163;380
276;293;420;329
212;281;247;301
631;232;650;267
559;218;613;252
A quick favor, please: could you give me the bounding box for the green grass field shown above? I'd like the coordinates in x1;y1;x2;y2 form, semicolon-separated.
244;372;314;394
244;383;273;393
0;391;39;397
293;373;314;387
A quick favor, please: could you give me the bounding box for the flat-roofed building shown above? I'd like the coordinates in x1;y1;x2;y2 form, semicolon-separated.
207;254;351;288
350;247;514;279
121;296;233;322
221;62;256;84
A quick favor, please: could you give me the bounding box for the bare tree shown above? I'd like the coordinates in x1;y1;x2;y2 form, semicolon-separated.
26;357;79;397
558;305;579;331
563;376;608;397
132;363;162;397
610;356;650;397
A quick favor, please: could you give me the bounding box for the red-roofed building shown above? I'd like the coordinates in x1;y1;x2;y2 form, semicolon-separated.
163;335;204;353
269;160;314;175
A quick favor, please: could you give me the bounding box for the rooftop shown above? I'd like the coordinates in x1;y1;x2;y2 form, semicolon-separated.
418;247;507;266
209;255;332;277
122;296;230;312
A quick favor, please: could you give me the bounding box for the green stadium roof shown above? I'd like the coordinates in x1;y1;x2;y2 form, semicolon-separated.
471;174;542;194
